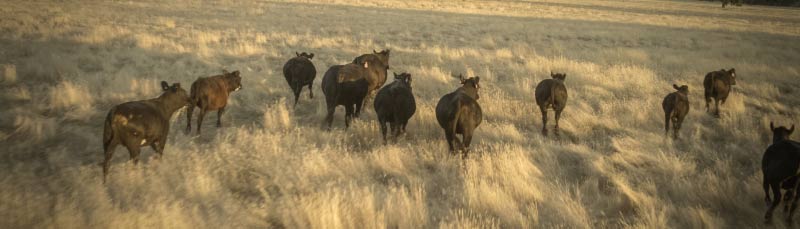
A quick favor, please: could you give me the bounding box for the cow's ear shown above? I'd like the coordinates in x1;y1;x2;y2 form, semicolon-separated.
459;74;465;84
770;122;775;131
394;72;400;79
791;125;795;135
673;84;680;90
373;49;378;54
551;71;557;79
161;81;170;91
475;77;480;88
232;70;240;77
406;74;412;84
561;74;567;80
296;52;300;57
309;53;314;59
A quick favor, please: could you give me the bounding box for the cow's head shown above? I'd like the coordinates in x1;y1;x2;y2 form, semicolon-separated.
296;52;314;60
550;72;567;81
394;72;412;87
373;49;391;69
770;122;794;144
222;70;243;92
673;84;689;95
727;68;736;85
160;81;190;108
457;74;481;100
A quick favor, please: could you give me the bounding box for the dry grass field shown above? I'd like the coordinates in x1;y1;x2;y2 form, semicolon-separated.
2;0;800;228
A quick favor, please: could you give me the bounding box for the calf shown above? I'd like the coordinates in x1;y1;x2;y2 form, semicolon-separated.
283;52;317;107
762;122;800;224
102;81;190;182
322;62;370;129
662;84;690;139
535;72;568;136
185;70;242;135
435;74;482;156
703;68;736;116
374;72;416;144
353;49;391;109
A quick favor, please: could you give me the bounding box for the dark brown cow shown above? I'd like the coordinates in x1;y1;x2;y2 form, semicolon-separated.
283;52;316;107
703;68;736;117
102;81;190;182
353;49;390;109
535;72;568;136
185;70;242;135
322;62;370;129
435;74;482;156
662;84;690;139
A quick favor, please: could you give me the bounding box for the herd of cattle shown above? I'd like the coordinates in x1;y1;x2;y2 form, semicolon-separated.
98;49;800;224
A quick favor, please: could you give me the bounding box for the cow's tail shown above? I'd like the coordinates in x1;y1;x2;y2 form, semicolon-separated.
100;107;116;166
189;80;199;106
450;101;462;149
708;73;716;96
550;84;556;109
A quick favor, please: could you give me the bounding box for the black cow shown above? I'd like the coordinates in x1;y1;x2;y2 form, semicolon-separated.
435;74;482;156
353;49;391;109
535;72;568;136
322;62;370;129
703;68;736;116
102;81;190;182
374;72;416;144
762;122;800;224
662;84;690;139
283;52;317;107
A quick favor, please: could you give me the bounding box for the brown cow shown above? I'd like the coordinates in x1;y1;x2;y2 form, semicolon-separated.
102;81;190;182
185;70;242;135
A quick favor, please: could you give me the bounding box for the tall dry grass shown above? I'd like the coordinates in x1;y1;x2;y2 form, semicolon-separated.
1;0;799;228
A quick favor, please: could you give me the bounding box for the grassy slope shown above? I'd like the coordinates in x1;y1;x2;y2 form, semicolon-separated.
1;0;799;228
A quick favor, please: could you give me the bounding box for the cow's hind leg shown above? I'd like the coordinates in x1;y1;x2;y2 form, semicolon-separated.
554;107;563;137
445;127;456;153
196;109;206;135
185;102;195;134
308;84;313;99
714;98;721;117
461;128;474;159
787;179;800;223
324;104;335;131
379;118;388;144
217;106;226;128
150;138;165;160
126;143;142;165
664;111;671;137
102;138;119;183
766;182;782;224
345;104;355;129
540;106;548;136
